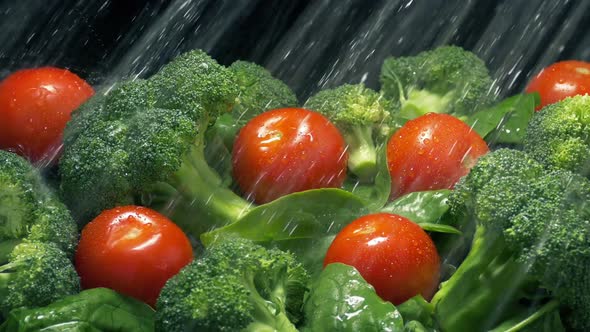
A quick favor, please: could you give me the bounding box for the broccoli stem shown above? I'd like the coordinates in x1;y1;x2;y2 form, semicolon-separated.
432;227;530;332
400;90;454;119
151;120;252;237
245;273;298;332
495;300;561;332
345;126;378;183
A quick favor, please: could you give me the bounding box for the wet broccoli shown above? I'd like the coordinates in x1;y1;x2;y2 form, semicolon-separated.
0;242;80;320
431;149;590;331
156;236;309;332
59;50;254;236
0;150;78;258
380;45;494;122
305;84;393;182
523;94;590;176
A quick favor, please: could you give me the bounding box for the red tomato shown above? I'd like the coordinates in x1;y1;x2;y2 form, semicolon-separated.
324;213;440;305
232;107;348;204
525;60;590;111
0;67;94;165
75;205;193;307
387;113;489;200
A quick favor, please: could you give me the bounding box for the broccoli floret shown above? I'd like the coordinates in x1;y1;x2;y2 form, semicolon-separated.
431;149;590;331
0;242;80;319
209;60;298;152
0;150;78;259
523;95;590;176
60;50;254;236
156;236;309;332
380;45;493;121
304;84;393;182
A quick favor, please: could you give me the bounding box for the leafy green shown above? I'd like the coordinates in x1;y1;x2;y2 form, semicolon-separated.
0;288;154;332
301;263;404;331
466;93;538;145
201;188;369;245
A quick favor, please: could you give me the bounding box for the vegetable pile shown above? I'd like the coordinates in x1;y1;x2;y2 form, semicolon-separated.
0;45;589;331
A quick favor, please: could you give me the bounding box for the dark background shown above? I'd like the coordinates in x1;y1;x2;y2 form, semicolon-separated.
0;0;589;100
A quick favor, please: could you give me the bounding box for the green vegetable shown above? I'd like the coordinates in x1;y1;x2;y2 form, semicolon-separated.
0;288;155;332
0;242;79;320
301;263;404;331
431;149;590;331
466;93;538;146
380;190;457;234
380;45;493;123
305;84;394;182
156;236;309;332
0;150;78;258
60;50;250;235
523;94;590;176
200;188;369;245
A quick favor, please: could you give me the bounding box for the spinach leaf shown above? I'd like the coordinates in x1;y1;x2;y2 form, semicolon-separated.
301;263;404;332
381;190;459;234
466;93;538;145
201;188;369;245
0;288;154;332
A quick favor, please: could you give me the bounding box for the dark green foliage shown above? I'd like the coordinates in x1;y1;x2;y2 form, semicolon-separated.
0;288;154;332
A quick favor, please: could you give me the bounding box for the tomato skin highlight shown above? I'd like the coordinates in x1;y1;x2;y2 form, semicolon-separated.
526;60;590;111
75;205;193;307
0;67;94;165
232;107;348;204
324;213;441;305
387;113;489;200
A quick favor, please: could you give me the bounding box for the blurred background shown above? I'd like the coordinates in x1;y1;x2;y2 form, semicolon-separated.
0;0;589;100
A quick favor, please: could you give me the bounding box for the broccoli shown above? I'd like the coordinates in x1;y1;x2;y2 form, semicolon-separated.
380;45;494;122
208;60;298;152
156;236;309;332
59;50;256;235
523;94;590;176
0;242;80;319
430;149;590;331
0;150;78;258
304;84;394;182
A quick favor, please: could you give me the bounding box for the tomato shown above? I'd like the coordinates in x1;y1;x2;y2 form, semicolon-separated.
387;113;489;200
232;107;348;204
525;60;590;111
324;213;440;305
0;67;94;165
75;205;193;307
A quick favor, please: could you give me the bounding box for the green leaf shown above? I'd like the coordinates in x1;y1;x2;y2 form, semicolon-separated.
466;93;538;145
0;288;154;332
301;263;404;332
343;145;391;211
381;190;452;226
201;188;369;245
397;295;436;331
419;223;461;235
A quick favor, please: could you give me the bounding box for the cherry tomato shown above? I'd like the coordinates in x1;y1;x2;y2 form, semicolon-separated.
232;107;348;204
324;213;440;305
75;205;193;307
0;67;94;165
525;60;590;111
387;113;489;200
